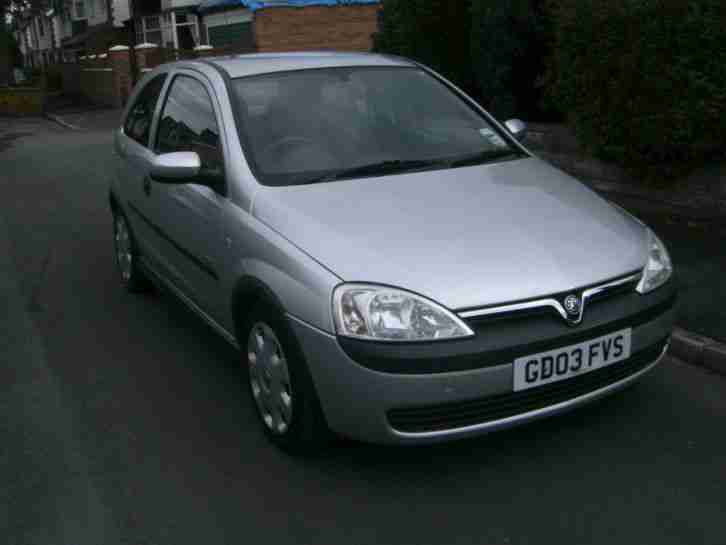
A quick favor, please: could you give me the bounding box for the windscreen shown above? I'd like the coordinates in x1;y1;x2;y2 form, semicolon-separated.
232;66;521;186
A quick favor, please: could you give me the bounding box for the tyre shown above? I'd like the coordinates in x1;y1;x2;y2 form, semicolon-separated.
241;302;331;454
113;210;150;293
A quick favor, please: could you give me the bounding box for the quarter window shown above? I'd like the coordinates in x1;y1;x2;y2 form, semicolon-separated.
123;74;167;147
155;75;223;176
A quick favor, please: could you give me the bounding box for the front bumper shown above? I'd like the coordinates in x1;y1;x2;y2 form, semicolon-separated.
289;296;675;445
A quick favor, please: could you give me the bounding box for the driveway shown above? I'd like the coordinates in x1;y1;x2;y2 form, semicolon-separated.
1;115;725;545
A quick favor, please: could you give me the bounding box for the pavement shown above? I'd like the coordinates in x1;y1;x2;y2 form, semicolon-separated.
525;124;726;222
44;107;123;132
2;114;726;545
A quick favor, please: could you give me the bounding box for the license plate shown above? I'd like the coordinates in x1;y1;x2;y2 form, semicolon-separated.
513;329;632;392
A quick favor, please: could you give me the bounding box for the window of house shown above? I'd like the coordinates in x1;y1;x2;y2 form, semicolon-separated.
137;12;199;50
123;74;167;147
148;18;160;44
155;75;223;177
170;12;199;50
137;15;163;46
161;14;175;48
146;16;160;32
176;17;199;50
75;1;85;19
37;18;44;36
87;0;95;18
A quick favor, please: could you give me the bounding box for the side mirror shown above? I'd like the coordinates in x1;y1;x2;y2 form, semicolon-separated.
150;152;201;182
504;119;528;142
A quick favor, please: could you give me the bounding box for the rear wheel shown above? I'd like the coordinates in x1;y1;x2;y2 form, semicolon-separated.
241;303;331;453
113;211;150;293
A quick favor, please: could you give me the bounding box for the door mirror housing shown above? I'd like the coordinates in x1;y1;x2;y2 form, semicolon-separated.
504;119;528;141
150;152;201;182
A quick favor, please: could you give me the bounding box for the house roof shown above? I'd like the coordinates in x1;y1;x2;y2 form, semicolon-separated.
198;0;380;15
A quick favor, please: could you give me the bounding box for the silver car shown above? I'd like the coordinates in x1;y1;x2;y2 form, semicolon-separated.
111;52;676;451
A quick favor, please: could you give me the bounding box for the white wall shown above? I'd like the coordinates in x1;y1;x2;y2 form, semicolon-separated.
52;15;73;47
35;15;53;51
112;0;131;27
25;26;34;51
52;17;62;47
14;30;27;55
88;0;109;26
71;0;108;26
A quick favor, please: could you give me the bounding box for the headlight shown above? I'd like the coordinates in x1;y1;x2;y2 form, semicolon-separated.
332;284;474;341
636;229;673;294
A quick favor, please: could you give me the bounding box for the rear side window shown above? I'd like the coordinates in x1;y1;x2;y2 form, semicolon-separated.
123;74;167;147
155;75;223;175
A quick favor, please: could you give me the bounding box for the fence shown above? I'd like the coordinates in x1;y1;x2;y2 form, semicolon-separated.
54;43;251;109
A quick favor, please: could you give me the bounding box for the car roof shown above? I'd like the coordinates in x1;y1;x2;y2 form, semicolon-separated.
200;51;414;79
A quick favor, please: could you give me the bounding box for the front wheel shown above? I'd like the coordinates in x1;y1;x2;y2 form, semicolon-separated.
242;303;331;453
113;211;150;293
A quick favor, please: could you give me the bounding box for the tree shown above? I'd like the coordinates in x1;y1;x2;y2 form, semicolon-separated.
470;0;554;120
374;0;473;91
2;0;51;22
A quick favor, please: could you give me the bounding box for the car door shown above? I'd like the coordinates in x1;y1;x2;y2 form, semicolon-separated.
116;73;169;266
148;71;228;322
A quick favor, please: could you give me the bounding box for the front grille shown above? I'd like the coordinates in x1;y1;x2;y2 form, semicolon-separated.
387;338;668;434
461;272;640;326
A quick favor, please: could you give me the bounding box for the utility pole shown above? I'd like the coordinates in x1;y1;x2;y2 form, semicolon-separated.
127;0;138;84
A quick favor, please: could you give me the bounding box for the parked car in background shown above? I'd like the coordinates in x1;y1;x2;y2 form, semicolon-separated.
110;52;676;452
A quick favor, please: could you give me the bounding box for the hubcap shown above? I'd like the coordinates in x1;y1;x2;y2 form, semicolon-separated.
114;216;133;282
247;323;293;434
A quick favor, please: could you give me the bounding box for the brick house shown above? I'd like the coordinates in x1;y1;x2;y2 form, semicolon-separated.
199;0;381;52
131;0;205;50
128;0;380;54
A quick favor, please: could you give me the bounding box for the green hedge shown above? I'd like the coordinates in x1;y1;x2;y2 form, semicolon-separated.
373;0;473;94
470;0;553;120
374;0;553;120
546;0;726;179
45;66;63;90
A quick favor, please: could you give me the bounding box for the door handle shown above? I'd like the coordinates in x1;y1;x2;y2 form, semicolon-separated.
143;176;151;196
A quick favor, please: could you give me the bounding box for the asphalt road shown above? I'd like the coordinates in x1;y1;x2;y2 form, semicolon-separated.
1;115;725;545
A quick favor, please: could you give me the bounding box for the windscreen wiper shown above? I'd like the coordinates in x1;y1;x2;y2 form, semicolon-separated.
445;149;524;168
300;151;524;185
301;159;444;185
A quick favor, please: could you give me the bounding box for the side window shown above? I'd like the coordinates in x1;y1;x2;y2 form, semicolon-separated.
123;74;167;147
155;75;224;176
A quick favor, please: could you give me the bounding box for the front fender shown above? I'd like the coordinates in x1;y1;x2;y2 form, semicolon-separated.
221;203;341;334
